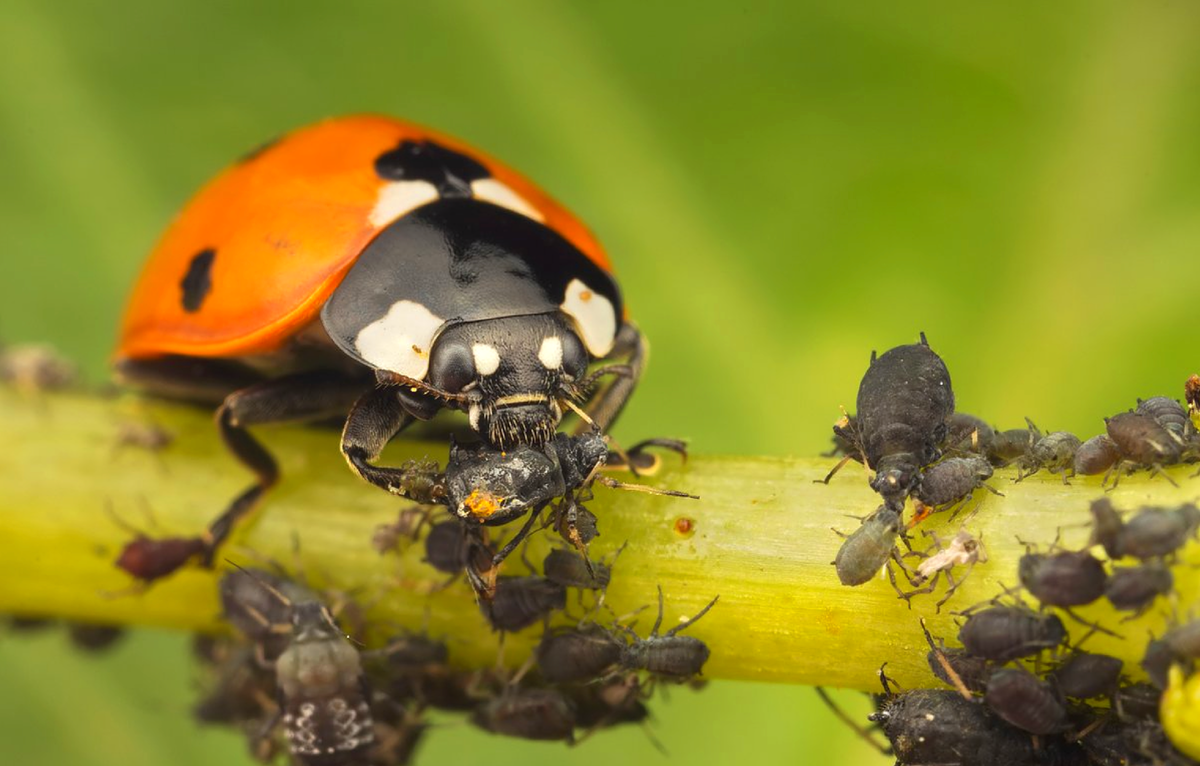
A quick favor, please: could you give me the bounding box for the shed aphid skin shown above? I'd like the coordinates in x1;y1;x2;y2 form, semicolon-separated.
910;455;1002;523
1105;563;1174;619
1015;418;1081;484
618;587;718;681
1075;434;1121;477
983;666;1070;736
1161;665;1200;761
822;333;955;512
832;505;903;587
1104;411;1183;488
112;116;651;584
956;605;1067;662
898;529;987;611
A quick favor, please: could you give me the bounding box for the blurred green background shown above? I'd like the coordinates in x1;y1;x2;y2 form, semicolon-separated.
2;1;1199;764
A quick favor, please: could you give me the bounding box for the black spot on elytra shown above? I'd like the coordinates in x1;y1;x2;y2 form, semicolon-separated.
374;139;489;198
180;249;216;313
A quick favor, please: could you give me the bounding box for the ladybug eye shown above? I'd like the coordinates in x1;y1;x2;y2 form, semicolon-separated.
428;341;475;393
557;332;588;379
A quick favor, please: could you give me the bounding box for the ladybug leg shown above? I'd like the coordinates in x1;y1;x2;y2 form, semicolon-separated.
576;323;645;435
342;387;445;503
114;355;263;404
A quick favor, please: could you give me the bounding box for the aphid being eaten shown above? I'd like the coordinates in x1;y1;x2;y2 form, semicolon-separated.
910;456;1001;523
823;333;955;512
618;586;718;681
1015;419;1081;484
897;529;987;611
832;506;902;587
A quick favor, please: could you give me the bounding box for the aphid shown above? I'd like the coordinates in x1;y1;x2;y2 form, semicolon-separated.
113;421;174;454
1016;420;1081;484
1051;652;1124;699
1088;497;1125;558
1114;681;1163;720
869;685;1075;766
1141;638;1176;690
911;456;1001;519
1105;411;1183;486
983;666;1069;735
471;687;577;743
536;624;625;683
1017;547;1108;607
371;507;430;555
542;547;613;591
921;620;991;694
826;333;955;511
1160;665;1200;761
376;634;450;670
567;674;650;731
987;426;1037;467
421;519;498;597
957;606;1066;662
619;587;718;680
832;506;903;588
116;535;207;584
1074;434;1121;476
1163;619;1200;661
483;576;566;632
943;412;995;456
0;343;76;394
1138;396;1191;438
219;567;314;660
1118;504;1200;561
899;529;987;611
192;641;277;726
1105;563;1173;617
65;622;126;652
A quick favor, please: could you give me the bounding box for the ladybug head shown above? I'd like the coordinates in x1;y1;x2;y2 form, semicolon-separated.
421;313;590;448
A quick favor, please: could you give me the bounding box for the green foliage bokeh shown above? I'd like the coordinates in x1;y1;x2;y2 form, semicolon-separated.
1;1;1198;764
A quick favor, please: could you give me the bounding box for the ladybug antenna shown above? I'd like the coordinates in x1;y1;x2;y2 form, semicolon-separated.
375;370;470;405
573;364;634;401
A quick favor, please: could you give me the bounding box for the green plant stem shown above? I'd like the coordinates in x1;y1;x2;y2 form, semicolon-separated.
0;388;1196;692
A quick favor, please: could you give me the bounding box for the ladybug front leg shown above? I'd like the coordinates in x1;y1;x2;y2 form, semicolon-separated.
576;322;645;435
341;387;445;504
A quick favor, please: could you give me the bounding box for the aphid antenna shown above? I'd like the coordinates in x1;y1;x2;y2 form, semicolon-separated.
814;687;892;756
1056;606;1123;640
594;474;698;499
490;503;547;567
877;662;904;696
919;618;973;701
103;496;159;537
665;593;719;638
224;559;294;610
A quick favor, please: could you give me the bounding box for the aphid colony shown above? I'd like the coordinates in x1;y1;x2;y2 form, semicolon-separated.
196;567;716;764
823;336;1200;613
844;496;1200;766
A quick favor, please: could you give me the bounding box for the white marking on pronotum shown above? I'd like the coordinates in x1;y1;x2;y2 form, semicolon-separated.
560;278;616;356
469;403;481;431
472;343;501;376
353;300;445;379
470;178;544;222
368;181;439;227
538;336;563;369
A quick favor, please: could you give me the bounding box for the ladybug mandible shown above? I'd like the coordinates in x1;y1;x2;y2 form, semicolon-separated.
113;115;641;581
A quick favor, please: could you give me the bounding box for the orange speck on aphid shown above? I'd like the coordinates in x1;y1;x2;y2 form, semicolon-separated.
673;516;696;538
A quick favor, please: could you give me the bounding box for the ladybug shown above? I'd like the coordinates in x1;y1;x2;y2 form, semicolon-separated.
113;115;642;581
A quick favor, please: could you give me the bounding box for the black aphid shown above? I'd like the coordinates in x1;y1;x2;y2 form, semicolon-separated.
192;639;276;726
543;547;613;591
827;333;955;511
987;426;1037;467
371;507;430;555
943;412;995;456
483;576;567;633
833;506;901;587
1105;563;1173;617
1136;396;1191;440
1017;547;1108;607
921;620;991;694
536;625;625;684
619;587;718;680
567;675;650;730
219;567;315;661
912;456;1001;515
1141;639;1176;690
1117;504;1200;561
471;688;577;743
65;622;126;652
1162;618;1200;660
1113;682;1162;720
1105;411;1183;486
1075;434;1121;476
957;606;1066;662
983;666;1069;735
1051;652;1123;699
275;602;376;765
1016;419;1081;484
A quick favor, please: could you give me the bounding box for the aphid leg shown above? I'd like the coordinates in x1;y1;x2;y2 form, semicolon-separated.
1147;463;1180;488
933;566;970;613
815;454;855;485
920;618;973;700
814;688;892;756
1058;606;1123;639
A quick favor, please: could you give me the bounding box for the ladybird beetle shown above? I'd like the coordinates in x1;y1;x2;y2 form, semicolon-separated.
114;115;643;580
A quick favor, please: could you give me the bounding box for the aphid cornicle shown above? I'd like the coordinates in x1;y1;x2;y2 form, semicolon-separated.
112;115;646;582
833;333;955;511
832;505;901;587
983;666;1069;735
957;606;1066;662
